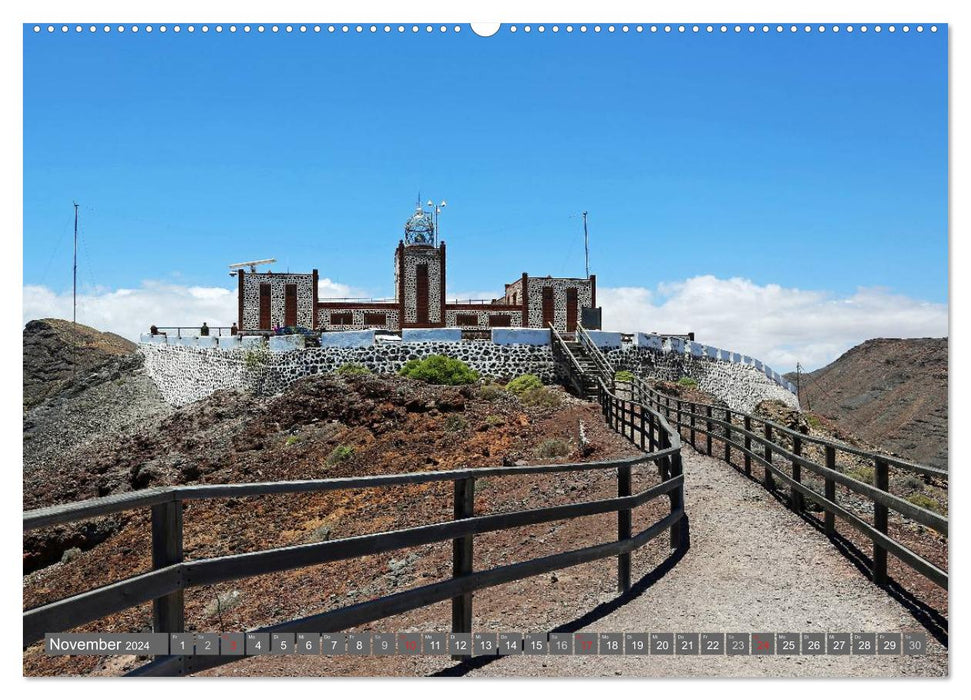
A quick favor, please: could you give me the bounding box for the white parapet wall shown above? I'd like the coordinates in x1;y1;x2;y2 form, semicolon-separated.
491;328;551;346
268;334;306;353
138;329;798;412
401;328;463;343
603;340;799;413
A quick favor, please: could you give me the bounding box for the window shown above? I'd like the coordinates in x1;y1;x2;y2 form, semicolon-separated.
489;314;512;327
330;312;352;326
363;312;387;326
456;313;479;326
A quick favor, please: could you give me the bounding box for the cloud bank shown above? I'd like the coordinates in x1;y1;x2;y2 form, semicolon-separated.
23;275;947;372
22;278;356;342
600;276;948;371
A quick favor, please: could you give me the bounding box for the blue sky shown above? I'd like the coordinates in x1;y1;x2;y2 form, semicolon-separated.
22;24;948;369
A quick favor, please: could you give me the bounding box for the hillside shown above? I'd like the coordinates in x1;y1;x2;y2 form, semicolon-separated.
23;318;136;410
22;323;947;677
785;338;948;470
23;318;173;476
23;370;640;676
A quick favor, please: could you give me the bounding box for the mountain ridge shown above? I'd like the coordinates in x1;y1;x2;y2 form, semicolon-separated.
785;337;947;470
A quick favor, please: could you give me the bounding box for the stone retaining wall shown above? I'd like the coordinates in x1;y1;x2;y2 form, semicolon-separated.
140;341;560;406
140;331;799;413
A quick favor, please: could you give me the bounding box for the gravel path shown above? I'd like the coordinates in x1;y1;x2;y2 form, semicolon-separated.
469;446;948;678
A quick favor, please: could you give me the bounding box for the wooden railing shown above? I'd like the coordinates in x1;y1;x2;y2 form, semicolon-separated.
622;375;948;591
576;323;616;381
23;381;686;676
549;324;590;397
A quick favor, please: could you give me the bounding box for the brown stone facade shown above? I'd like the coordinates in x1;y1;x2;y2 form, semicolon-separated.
238;207;600;333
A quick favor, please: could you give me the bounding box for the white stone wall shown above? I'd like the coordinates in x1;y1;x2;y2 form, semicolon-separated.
140;344;261;406
605;345;800;414
400;247;443;325
241;272;315;329
526;277;593;329
140;341;559;406
320;307;401;331
444;308;523;328
140;332;798;414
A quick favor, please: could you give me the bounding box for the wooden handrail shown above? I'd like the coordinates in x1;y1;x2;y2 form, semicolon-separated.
627;372;947;591
575;323;616;381
23;380;687;677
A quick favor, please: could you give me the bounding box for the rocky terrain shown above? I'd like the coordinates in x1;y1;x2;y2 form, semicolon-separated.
23;318;138;410
21;321;949;677
785;338;948;471
23;343;643;675
23;320;176;498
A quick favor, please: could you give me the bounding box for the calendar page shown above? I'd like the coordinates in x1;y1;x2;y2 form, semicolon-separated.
17;0;951;689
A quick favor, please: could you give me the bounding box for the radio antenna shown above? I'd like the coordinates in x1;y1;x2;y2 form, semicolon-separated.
582;210;590;278
73;202;79;326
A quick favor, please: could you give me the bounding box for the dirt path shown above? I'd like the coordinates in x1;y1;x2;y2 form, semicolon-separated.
467;446;948;678
195;444;946;679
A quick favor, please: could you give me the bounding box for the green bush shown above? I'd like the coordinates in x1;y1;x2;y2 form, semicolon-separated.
327;445;355;465
337;362;372;376
904;475;925;491
520;386;562;408
806;414;822;430
535;438;572;458
478;383;506;401
284;435;302;447
676;376;698;388
906;492;943;514
846;465;875;484
615;370;635;383
484;414;505;427
398;355;479;385
506;374;544;395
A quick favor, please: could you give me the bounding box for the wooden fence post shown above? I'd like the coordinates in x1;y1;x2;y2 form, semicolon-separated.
617;464;632;592
705;405;713;456
791;436;803;513
763;424;775;491
824;446;836;535
723;408;732;464
639;408;647;451
689;403;696;448
452;477;475;646
873;459;889;585
743;415;752;476
151;499;185;636
666;435;684;550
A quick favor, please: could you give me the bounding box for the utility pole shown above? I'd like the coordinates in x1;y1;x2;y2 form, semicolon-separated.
73;201;79;326
582;210;589;278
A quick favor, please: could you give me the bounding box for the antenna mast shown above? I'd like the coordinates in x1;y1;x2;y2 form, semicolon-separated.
582;210;590;278
73;202;79;325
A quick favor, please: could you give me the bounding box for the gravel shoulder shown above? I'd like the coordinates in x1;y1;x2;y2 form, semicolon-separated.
468;446;948;678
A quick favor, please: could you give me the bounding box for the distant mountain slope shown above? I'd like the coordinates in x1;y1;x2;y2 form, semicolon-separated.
23;318;136;410
785;338;948;470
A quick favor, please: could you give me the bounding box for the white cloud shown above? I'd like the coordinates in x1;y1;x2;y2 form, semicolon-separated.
22;275;948;373
22;277;357;342
600;276;948;372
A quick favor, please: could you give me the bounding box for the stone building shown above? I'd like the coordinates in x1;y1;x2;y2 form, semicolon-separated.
237;203;599;333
